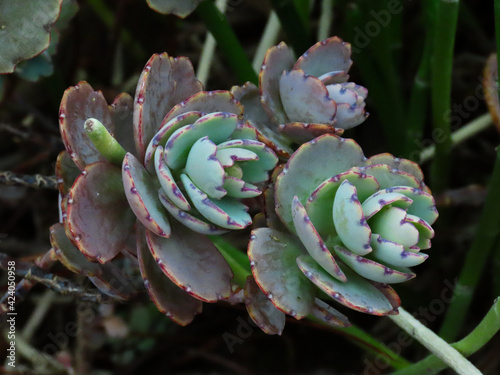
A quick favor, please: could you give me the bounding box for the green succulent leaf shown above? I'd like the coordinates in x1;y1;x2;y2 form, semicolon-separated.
0;0;62;73
296;255;395;315
311;298;350;328
146;0;202;18
248;228;316;319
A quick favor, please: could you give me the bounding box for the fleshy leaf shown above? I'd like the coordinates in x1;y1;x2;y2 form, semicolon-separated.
311;298;350;327
332;180;372;255
368;153;424;186
164;112;238;170
259;42;295;124
0;0;62;73
133;53;202;160
333;246;415;284
278;122;344;144
181;173;251;230
276;135;367;233
362;191;413;220
185;137;225;199
136;224;202;325
145;225;233;302
66;162;136;263
296;255;395;315
279;70;337;125
50;223;102;276
122;153;171;237
159;190;228;235
162;90;243;126
370;234;428;268
369;206;419;248
291;196;346;282
293;37;353;77
307;170;379;237
248;228;316;319
244;276;286;335
110;93;136;157
55;151;81;196
59;82;114;170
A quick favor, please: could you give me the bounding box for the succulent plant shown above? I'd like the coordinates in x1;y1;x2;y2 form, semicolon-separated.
242;36;369;147
248;134;438;324
56;51;278;324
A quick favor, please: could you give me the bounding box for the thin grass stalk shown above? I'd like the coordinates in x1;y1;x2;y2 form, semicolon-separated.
196;0;258;84
252;11;281;72
438;146;500;341
317;0;334;42
391;298;500;375
270;0;312;55
429;0;460;192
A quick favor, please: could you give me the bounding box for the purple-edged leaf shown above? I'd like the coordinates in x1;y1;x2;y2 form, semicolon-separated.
223;177;261;198
292;196;346;282
111;93;136;156
231;82;293;157
369;282;401;311
145;225;233;302
155;146;191;211
259;42;295;124
405;214;434;250
279;122;344;144
180;174;251;230
307;170;379;237
146;0;202;17
279;70;337;125
311;298;350;327
136;224;202;325
185;137;226;199
50;223;102;276
275;134;367;233
144;111;204;172
133;53;203;160
333;102;369;130
244;276;286;335
333;180;372;255
164;112;238;170
369;206;419;248
162;90;243;126
248;228;316;319
359;164;420;190
362;191;413;220
59;81;113;170
333;246;415;284
370;234;428;268
368;153;424;186
55;151;81;196
294;37;352;77
296;255;394;315
122;153;171;237
66;162;136;263
159;190;228;235
318;70;350;85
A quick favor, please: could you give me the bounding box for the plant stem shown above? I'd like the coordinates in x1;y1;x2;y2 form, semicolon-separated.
495;0;500;102
197;0;228;86
429;0;460;192
196;0;258;84
439;145;500;341
252;11;281;72
389;307;482;375
0;171;57;190
270;0;312;55
391;298;500;375
419;113;492;163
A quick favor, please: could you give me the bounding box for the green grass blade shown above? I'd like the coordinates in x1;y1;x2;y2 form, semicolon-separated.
196;0;258;84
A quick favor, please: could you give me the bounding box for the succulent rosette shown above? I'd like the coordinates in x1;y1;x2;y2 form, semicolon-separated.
248;134;438;323
242;36;368;149
55;52;278;325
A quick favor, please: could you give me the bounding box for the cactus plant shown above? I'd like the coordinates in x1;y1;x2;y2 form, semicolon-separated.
249;134;438;323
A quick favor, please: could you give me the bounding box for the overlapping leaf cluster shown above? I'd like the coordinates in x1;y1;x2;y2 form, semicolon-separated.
52;37;438;332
